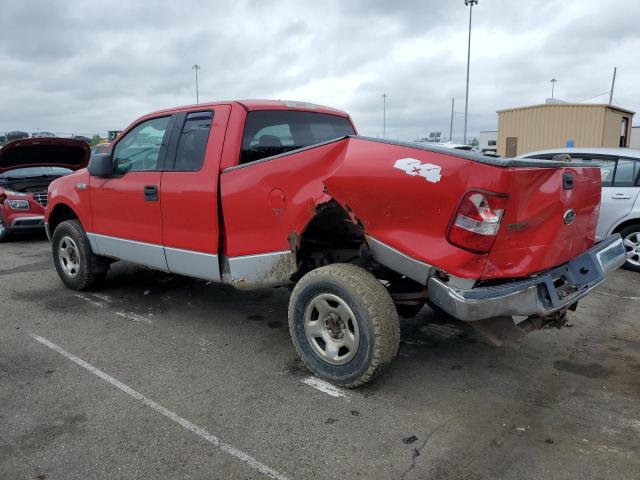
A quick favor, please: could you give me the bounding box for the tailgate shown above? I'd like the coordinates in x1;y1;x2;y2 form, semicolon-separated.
482;164;602;279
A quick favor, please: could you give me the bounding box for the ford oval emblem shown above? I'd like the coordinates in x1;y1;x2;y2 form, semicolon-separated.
563;209;576;224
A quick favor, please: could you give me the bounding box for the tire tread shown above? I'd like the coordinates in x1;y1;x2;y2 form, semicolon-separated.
289;263;400;388
52;220;107;290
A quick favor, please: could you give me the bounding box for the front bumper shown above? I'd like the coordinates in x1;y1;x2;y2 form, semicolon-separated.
8;215;45;232
428;234;627;322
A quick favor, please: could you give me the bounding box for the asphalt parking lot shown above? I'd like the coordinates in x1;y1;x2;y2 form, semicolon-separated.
1;236;639;480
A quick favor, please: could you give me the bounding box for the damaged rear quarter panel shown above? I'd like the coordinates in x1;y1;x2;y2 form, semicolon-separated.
322;138;512;279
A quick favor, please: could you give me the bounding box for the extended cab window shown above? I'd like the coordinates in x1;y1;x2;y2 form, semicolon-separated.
172;111;213;171
240;110;355;164
113;116;170;174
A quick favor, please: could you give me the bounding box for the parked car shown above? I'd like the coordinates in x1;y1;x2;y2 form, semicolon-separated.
44;100;626;387
520;148;640;272
31;132;56;138
90;142;111;158
0;138;89;241
6;131;29;142
415;141;473;151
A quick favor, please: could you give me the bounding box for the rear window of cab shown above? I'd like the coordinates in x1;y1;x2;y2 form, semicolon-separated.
240;110;355;165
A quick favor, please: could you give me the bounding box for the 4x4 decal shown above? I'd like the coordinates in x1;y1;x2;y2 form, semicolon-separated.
393;158;442;184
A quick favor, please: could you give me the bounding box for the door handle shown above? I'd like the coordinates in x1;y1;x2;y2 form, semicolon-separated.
611;193;631;200
144;185;158;201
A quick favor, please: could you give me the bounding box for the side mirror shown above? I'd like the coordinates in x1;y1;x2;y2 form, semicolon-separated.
88;153;114;178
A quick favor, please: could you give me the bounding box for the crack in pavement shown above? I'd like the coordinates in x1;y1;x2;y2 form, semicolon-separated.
399;416;458;480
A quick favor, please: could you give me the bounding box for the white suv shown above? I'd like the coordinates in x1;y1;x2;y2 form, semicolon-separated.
520;148;640;272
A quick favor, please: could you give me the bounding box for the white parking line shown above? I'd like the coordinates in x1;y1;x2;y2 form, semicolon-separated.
75;294;106;308
29;333;289;480
91;293;114;302
115;311;153;324
596;291;640;301
301;376;350;399
76;294;153;324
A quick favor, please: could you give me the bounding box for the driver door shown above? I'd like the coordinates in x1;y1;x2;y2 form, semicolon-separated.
89;115;173;270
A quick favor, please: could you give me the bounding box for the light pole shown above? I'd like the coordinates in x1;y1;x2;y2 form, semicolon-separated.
463;0;477;145
550;78;557;99
449;98;455;141
192;64;201;104
382;93;387;138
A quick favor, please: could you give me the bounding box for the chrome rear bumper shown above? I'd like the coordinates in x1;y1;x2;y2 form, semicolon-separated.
428;234;627;322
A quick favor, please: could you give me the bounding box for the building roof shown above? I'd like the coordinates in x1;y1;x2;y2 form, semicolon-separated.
496;102;635;115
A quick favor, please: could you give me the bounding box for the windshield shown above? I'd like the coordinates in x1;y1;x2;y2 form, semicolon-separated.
0;166;72;178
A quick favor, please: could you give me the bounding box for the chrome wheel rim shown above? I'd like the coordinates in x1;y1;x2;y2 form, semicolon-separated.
58;236;81;278
304;293;360;365
0;220;5;238
623;231;640;267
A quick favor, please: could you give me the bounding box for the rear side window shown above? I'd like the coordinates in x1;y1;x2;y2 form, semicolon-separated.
591;158;616;186
240;110;355;164
529;154;622;186
172;111;213;171
612;158;640;187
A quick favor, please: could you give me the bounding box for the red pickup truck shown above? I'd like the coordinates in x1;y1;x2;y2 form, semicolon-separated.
38;100;626;387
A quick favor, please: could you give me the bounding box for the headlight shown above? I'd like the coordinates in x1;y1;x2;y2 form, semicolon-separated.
8;199;30;210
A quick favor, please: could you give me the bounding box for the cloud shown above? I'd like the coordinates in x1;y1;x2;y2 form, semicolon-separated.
1;0;638;141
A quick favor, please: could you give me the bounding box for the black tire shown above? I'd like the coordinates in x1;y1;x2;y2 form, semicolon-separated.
0;211;10;243
288;263;400;388
52;219;108;290
395;302;426;319
619;224;640;272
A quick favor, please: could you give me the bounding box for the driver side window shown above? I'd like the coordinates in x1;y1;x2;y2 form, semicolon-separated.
113;116;171;174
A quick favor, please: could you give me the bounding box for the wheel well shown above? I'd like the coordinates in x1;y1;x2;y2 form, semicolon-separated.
612;218;640;235
295;201;366;278
294;200;426;311
48;204;79;235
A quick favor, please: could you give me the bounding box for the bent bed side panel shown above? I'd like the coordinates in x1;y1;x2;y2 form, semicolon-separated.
323;137;512;281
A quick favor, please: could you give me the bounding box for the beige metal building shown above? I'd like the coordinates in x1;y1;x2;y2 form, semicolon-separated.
497;102;635;157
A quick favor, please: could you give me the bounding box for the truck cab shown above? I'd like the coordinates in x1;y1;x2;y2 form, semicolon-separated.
47;101;355;285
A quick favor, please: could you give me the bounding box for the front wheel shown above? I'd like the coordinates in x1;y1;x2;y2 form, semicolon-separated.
288;264;400;388
52;220;108;290
620;224;640;272
0;214;9;243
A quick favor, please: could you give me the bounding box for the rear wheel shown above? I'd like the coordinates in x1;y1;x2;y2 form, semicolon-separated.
620;224;640;272
288;263;400;387
52;220;108;290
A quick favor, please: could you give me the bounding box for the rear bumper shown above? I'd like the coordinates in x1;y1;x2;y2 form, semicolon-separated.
428;234;628;322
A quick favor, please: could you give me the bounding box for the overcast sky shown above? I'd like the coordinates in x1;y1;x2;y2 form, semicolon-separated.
1;0;639;141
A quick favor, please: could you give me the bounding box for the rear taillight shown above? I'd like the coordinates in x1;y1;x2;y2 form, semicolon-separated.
448;191;507;253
